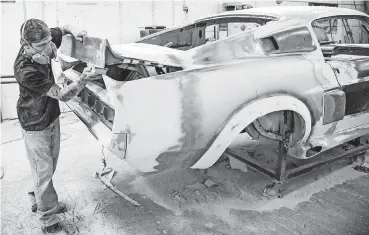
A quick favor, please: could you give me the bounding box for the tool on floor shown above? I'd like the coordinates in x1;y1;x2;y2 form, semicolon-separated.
94;168;141;207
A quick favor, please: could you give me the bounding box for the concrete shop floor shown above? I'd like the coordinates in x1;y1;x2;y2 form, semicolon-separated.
1;111;369;235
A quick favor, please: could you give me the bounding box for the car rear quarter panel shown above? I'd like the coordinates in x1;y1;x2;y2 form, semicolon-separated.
104;54;336;172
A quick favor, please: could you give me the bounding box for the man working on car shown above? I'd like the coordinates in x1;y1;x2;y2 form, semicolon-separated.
13;19;98;233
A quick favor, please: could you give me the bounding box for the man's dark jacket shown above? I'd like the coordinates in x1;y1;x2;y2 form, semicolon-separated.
14;27;63;131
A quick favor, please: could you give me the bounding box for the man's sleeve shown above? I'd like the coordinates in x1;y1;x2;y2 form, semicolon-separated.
50;27;63;49
16;65;55;99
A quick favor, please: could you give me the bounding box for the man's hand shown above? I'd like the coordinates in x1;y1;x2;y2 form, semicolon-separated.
56;72;68;84
63;25;87;42
46;65;106;102
80;66;107;81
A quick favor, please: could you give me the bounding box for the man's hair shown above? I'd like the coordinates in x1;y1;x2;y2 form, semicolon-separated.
20;19;51;44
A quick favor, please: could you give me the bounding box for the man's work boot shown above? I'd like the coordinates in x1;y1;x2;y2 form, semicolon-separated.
41;222;63;234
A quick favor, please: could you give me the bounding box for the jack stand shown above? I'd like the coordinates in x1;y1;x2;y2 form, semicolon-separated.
263;111;291;199
226;115;369;199
263;140;289;199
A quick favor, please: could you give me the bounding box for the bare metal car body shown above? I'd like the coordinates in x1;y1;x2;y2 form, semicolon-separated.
58;6;369;173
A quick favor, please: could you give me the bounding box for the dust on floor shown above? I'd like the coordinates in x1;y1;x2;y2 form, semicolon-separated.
1;112;369;235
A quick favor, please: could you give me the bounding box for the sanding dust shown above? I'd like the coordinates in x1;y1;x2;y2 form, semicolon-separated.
130;134;369;223
131;168;206;213
131;159;366;222
132;175;181;213
207;165;367;214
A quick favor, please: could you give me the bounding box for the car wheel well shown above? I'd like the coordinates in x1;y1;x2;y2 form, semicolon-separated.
191;95;312;169
243;110;306;147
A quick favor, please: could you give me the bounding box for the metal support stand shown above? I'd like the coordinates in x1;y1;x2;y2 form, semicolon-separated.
263;111;290;198
275;111;290;183
225;112;369;198
275;141;287;183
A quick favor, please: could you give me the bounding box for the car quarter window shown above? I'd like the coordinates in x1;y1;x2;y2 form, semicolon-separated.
204;20;263;43
259;26;316;54
312;16;369;44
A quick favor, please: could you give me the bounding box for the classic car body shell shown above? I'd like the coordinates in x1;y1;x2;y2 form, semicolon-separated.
59;6;369;173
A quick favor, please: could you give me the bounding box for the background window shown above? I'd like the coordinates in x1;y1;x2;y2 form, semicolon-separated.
205;24;219;43
312;18;347;44
312;17;369;44
345;19;369;44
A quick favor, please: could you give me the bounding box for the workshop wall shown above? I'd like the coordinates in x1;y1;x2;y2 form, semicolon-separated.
1;0;367;120
0;0;219;120
1;0;298;76
2;0;367;75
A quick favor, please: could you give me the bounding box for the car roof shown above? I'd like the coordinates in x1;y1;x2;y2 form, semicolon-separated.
196;6;368;22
